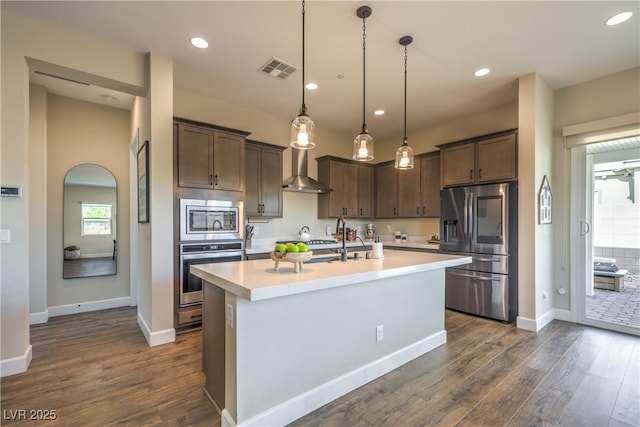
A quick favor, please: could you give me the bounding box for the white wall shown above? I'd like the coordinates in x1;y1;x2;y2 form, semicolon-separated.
1;10;147;375
29;85;48;319
46;95;130;308
553;67;640;312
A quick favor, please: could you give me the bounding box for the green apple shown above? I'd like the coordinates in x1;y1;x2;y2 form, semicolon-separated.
287;244;300;253
296;242;308;252
275;243;287;253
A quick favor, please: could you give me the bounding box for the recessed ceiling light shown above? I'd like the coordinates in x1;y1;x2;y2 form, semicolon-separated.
305;82;318;90
605;11;633;26
374;110;385;116
474;68;490;77
190;37;209;49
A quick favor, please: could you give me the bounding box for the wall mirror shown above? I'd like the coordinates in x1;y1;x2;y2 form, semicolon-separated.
63;164;117;279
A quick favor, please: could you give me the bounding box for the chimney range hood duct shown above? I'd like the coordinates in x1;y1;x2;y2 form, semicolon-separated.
282;148;332;193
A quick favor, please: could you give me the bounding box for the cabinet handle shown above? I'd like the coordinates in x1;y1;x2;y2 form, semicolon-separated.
214;175;218;186
261;204;265;213
209;174;213;185
478;168;482;179
393;207;397;216
417;206;420;215
423;206;426;215
469;169;473;180
360;208;363;216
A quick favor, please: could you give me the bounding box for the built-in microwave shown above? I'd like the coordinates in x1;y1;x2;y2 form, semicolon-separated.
179;199;243;241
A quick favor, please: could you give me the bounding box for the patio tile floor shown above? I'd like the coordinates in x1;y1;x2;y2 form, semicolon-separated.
586;272;640;329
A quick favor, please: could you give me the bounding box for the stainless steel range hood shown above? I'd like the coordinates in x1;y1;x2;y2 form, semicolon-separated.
282;148;332;194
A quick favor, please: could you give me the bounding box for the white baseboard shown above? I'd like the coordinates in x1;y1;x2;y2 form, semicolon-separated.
236;330;447;427
221;409;237;427
1;345;32;378
518;308;573;333
29;310;49;325
137;311;175;347
552;308;573;322
80;252;112;259
48;297;131;318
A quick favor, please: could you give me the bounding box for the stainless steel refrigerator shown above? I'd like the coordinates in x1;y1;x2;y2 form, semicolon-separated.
440;182;518;322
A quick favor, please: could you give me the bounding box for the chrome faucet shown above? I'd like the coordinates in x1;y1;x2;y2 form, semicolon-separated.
335;216;348;261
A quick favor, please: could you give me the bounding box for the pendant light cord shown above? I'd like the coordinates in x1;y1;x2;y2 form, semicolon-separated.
362;15;367;131
403;44;408;144
300;0;307;115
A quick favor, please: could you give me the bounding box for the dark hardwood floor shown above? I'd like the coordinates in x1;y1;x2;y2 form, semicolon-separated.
1;307;638;426
63;257;117;278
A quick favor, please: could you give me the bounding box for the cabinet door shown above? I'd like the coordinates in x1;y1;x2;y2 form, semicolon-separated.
341;163;358;217
420;155;441;217
476;133;517;182
213;132;245;191
357;165;373;219
441;142;475;187
398;166;421;218
375;164;398;218
259;146;283;217
177;125;213;189
244;144;261;216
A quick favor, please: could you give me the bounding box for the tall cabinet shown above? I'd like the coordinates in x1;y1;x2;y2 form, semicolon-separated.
245;140;284;218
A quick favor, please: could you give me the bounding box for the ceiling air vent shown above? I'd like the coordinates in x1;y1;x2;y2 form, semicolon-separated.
259;57;296;79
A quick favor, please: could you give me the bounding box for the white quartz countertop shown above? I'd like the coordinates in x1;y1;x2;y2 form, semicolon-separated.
245;240;439;254
191;250;470;302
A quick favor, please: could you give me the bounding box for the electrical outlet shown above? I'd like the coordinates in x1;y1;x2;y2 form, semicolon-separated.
226;304;234;328
376;325;383;342
385;224;392;232
253;226;259;236
326;226;332;235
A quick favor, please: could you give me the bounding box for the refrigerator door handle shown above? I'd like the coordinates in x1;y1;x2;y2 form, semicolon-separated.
463;191;469;242
473;256;503;263
449;270;501;282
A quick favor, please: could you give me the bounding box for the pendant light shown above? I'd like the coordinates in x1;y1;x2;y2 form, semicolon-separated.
395;35;414;170
290;0;315;150
353;6;374;161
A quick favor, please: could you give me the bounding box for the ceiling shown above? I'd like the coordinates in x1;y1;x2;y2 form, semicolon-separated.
3;1;639;142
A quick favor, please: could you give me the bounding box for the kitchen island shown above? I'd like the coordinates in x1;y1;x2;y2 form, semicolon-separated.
192;250;471;427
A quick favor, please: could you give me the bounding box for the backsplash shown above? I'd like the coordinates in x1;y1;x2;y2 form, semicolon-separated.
246;192;440;243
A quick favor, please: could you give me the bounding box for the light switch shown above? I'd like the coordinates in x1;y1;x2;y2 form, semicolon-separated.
0;229;10;244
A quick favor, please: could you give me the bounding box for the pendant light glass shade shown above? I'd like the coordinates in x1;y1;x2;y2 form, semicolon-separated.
353;6;374;161
290;0;316;150
353;128;374;161
395;138;414;169
395;35;414;170
291;112;315;149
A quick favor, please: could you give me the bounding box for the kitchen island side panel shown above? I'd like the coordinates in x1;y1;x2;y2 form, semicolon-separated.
231;270;445;424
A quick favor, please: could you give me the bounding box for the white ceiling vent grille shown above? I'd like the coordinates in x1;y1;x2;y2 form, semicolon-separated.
259;57;297;79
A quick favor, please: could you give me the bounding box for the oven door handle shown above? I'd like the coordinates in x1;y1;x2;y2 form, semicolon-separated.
180;251;243;260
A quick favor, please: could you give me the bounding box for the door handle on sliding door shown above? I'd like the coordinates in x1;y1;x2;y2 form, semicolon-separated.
580;221;591;236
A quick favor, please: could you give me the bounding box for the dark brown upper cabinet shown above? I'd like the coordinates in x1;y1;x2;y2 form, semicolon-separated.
176;122;247;192
440;130;517;187
245;141;284;218
316;156;374;219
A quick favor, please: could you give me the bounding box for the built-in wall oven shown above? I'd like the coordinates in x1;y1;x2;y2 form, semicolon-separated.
179;242;243;307
179;199;243;241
